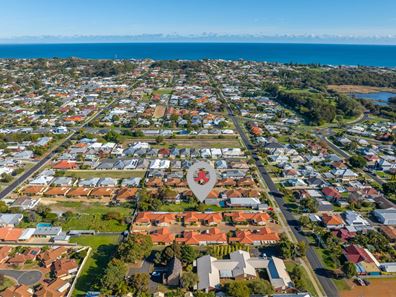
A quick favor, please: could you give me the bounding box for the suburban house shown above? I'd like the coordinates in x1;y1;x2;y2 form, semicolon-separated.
179;212;223;226
229;228;280;245
176;228;227;245
195;250;292;292
163;257;182;287
342;211;371;231
322;213;345;229
52;160;78;170
134;212;177;227
149;227;175;245
0;213;23;228
373;208;396;225
38;247;68;268
11;197;40;210
343;244;380;275
224;211;271;225
53;258;79;278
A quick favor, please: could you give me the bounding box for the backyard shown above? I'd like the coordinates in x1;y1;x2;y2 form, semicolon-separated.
71;235;120;296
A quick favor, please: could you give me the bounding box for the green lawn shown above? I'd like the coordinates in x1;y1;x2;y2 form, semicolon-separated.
0;276;16;291
64;170;146;179
153;88;173;95
53;202;132;232
285;260;318;297
59;214;127;232
314;247;336;269
334;278;351;291
314;247;351;292
71;235;119;296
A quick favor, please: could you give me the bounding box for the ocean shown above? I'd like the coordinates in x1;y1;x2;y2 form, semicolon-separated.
0;43;395;67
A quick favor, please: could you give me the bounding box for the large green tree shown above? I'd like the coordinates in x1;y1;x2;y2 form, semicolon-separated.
383;182;396;196
117;233;153;263
181;271;199;290
226;281;251;297
342;262;357;279
128;273;149;296
349;155;367;168
248;279;274;295
101;259;127;294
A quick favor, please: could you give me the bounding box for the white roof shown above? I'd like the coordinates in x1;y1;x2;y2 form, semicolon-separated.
19;228;36;240
196;250;292;291
229;198;261;206
197;255;220;291
267;256;293;289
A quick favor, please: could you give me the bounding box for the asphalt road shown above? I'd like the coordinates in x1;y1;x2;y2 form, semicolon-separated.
0;149;58;199
227;106;339;297
0;96;118;200
0;269;42;285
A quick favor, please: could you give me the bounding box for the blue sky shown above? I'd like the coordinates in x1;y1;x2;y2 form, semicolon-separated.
1;0;396;40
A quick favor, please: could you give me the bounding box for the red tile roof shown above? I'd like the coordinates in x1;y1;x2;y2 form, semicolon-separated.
343;244;373;264
322;213;345;226
135;212;177;225
52;160;77;170
224;211;271;224
322;187;341;199
116;187;138;200
0;228;24;241
181;212;223;225
229;228;280;244
150;227;175;245
176;228;227;245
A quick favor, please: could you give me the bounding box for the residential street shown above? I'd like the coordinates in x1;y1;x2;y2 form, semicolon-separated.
226;105;339;297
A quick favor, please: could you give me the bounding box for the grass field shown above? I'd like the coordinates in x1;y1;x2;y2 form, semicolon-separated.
71;235;119;296
53;202;132;232
64;170;146;179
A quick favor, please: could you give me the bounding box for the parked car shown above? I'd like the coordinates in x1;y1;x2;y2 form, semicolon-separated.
355;278;366;286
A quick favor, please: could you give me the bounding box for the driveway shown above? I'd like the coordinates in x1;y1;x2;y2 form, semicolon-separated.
0;269;42;285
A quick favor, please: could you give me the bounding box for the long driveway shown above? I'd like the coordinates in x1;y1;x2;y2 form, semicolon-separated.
226;106;339;297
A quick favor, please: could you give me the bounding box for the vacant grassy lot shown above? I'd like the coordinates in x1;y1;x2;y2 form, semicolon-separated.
64;170;146;179
53;201;132;232
71;235;119;296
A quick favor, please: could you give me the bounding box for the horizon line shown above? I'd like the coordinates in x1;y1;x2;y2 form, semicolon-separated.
1;41;396;46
